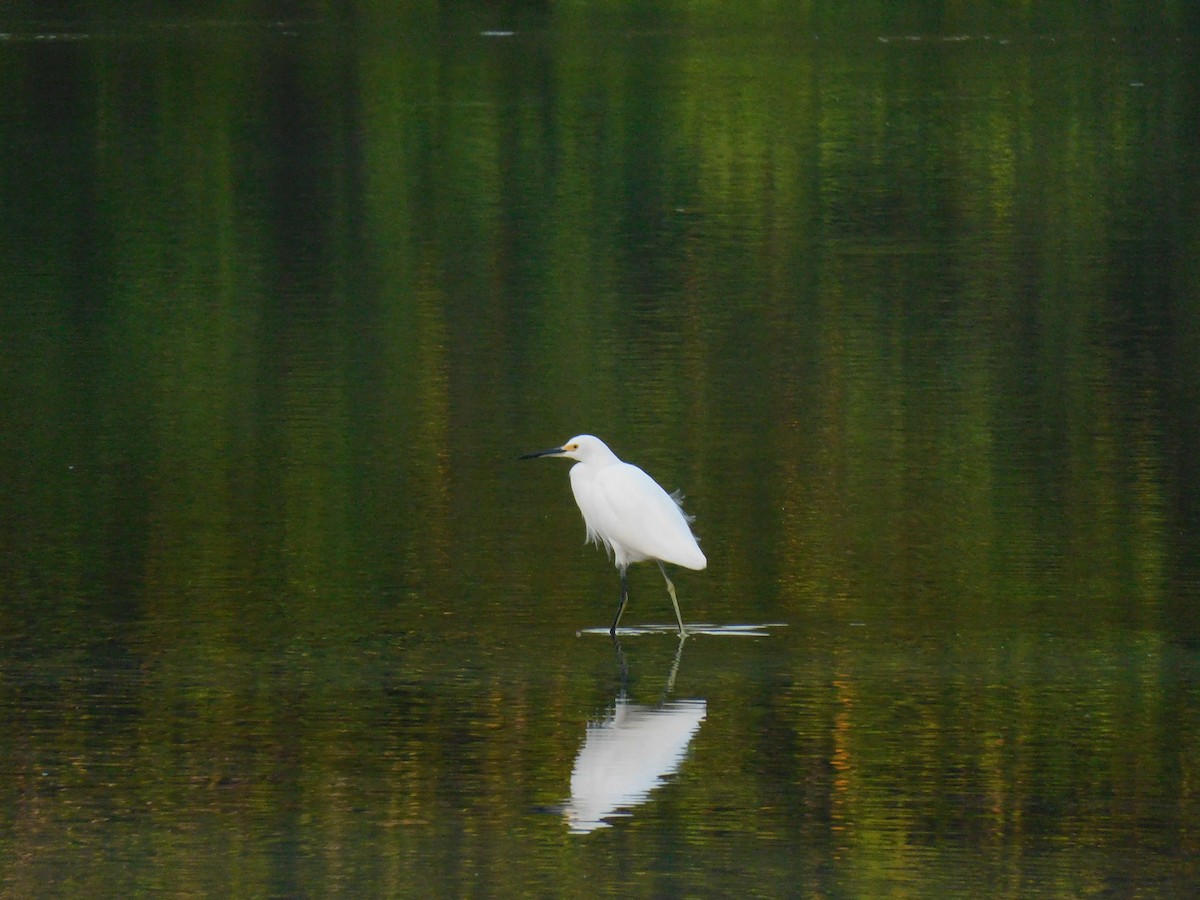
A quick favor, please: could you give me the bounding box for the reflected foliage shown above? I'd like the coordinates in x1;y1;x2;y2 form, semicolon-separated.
0;1;1198;895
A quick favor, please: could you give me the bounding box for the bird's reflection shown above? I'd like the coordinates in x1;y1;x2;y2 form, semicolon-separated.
565;637;706;834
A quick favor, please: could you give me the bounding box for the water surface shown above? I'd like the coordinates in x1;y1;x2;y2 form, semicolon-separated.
1;3;1198;896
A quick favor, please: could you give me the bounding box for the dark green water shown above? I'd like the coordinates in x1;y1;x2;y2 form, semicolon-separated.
2;3;1198;896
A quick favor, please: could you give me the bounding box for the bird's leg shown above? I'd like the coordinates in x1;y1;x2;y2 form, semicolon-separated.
611;637;629;687
664;632;686;697
658;561;687;637
610;568;630;636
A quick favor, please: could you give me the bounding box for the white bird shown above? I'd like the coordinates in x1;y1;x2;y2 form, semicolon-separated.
520;434;706;635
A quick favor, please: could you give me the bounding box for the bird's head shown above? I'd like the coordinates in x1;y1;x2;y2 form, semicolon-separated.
519;434;614;464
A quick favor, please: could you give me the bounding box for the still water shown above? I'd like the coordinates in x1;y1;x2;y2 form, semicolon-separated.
2;3;1199;896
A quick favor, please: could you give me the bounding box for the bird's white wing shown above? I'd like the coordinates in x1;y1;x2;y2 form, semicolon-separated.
587;463;706;570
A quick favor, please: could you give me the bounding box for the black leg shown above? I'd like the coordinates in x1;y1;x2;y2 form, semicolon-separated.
611;636;629;686
610;568;629;636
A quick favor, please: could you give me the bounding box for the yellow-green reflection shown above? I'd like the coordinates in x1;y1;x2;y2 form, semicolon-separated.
0;4;1197;896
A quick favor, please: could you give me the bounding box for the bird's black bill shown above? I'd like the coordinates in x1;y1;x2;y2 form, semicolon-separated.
519;446;565;460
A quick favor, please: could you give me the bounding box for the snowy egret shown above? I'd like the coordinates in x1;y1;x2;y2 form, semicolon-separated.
519;435;706;636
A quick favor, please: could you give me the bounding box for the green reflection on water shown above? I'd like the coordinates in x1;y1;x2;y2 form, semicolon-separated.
1;3;1198;896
